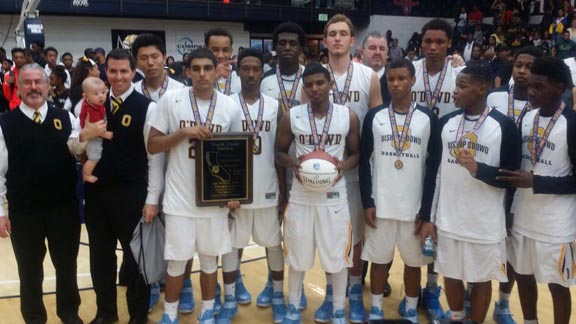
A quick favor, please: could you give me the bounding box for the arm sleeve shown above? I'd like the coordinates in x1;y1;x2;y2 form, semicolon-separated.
475;117;522;188
533;113;576;194
419;111;442;222
144;102;166;205
359;109;376;209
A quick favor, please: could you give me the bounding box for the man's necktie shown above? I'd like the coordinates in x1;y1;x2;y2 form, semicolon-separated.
33;111;41;124
111;97;123;115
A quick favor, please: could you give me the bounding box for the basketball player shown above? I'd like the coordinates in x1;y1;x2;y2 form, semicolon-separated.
276;63;360;324
498;57;576;324
359;58;437;323
321;13;382;324
148;48;243;324
130;33;193;314
217;49;287;324
205;28;241;96
420;65;522;323
411;18;466;319
485;46;543;324
259;21;308;310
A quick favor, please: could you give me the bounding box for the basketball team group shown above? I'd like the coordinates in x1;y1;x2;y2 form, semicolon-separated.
1;12;574;324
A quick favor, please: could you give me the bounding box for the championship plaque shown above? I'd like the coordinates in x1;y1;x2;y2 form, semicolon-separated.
195;133;253;206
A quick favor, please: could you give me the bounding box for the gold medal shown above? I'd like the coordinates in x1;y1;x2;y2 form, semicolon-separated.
394;159;404;169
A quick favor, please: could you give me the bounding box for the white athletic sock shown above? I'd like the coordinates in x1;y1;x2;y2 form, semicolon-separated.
224;283;236;297
371;293;383;309
201;299;215;314
164;300;179;321
326;273;333;286
406;295;418;311
273;280;283;294
349;275;361;288
288;268;304;308
524;320;538;324
426;273;438;290
331;270;348;310
450;309;465;320
499;291;511;302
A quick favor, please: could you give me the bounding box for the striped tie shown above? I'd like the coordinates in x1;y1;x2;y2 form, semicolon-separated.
33;111;41;124
111;97;123;115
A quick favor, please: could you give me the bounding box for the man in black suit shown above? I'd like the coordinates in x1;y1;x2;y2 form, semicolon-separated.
362;31;390;106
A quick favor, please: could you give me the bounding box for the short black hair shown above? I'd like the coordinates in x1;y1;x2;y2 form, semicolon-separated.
513;46;544;61
131;33;166;56
237;48;264;68
187;48;217;68
204;28;233;47
2;58;13;65
105;48;136;71
302;63;330;81
44;46;58;56
31;41;44;49
531;56;573;91
387;58;416;77
272;22;306;48
421;18;453;40
459;65;492;86
51;65;68;83
11;47;25;56
61;52;73;60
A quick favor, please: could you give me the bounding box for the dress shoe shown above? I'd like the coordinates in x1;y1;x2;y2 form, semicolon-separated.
128;317;148;324
62;315;84;324
89;315;119;324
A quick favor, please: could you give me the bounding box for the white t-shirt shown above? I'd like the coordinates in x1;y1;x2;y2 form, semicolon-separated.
134;76;185;103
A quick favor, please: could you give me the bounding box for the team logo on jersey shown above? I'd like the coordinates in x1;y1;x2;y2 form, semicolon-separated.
53;118;62;130
449;133;479;158
122;114;132;127
390;126;412;151
527;126;556;152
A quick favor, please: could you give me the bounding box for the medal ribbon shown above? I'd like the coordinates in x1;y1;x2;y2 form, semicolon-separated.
508;85;532;128
189;90;217;130
455;106;490;144
423;57;449;109
388;102;416;158
307;103;334;151
142;72;169;102
218;73;232;95
238;93;265;140
530;102;565;166
276;67;302;112
327;61;354;105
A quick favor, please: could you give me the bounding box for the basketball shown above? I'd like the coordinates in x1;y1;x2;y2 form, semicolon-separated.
298;150;340;192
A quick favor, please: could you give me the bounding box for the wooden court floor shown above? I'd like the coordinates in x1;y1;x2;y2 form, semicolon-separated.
0;225;574;323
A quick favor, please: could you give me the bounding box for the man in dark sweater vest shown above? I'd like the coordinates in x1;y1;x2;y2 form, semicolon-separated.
362;31;391;107
0;63;104;324
84;49;158;324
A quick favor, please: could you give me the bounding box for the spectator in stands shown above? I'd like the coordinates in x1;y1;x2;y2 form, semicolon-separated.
473;24;484;45
2;47;25;110
48;65;69;110
405;48;417;61
165;55;175;67
262;51;272;73
23;48;34;65
30;41;46;67
493;45;513;87
67;56;100;115
492;26;506;45
555;30;576;58
406;32;421;57
518;0;532;27
468;4;483;26
0;58;11;112
466;44;492;71
485;35;498;54
491;0;506;26
500;3;514;27
84;48;96;61
62;52;74;74
44;47;71;89
462;33;475;62
539;31;554;55
94;47;107;82
455;6;468;35
567;18;576;42
549;8;567;43
386;30;393;48
182;52;189;64
564;0;574;22
389;38;404;61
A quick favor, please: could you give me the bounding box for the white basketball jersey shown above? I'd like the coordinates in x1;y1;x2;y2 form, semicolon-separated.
261;65;305;111
150;88;243;218
289;103;350;206
325;61;372;183
366;105;433;221
513;109;576;243
486;86;529;123
216;70;241;95
134;77;185;103
232;93;279;209
412;58;464;117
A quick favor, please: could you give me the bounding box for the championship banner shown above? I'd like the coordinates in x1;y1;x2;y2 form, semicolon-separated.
111;29;166;50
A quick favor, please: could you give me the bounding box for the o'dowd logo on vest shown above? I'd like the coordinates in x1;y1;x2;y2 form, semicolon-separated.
122;114;132;127
53;118;62;130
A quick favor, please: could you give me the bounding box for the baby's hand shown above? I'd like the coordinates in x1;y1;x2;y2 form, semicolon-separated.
102;131;113;140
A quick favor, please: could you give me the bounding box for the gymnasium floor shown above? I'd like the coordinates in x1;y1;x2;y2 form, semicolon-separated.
0;225;573;323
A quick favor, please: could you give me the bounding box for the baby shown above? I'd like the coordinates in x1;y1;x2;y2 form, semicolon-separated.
80;77;113;183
